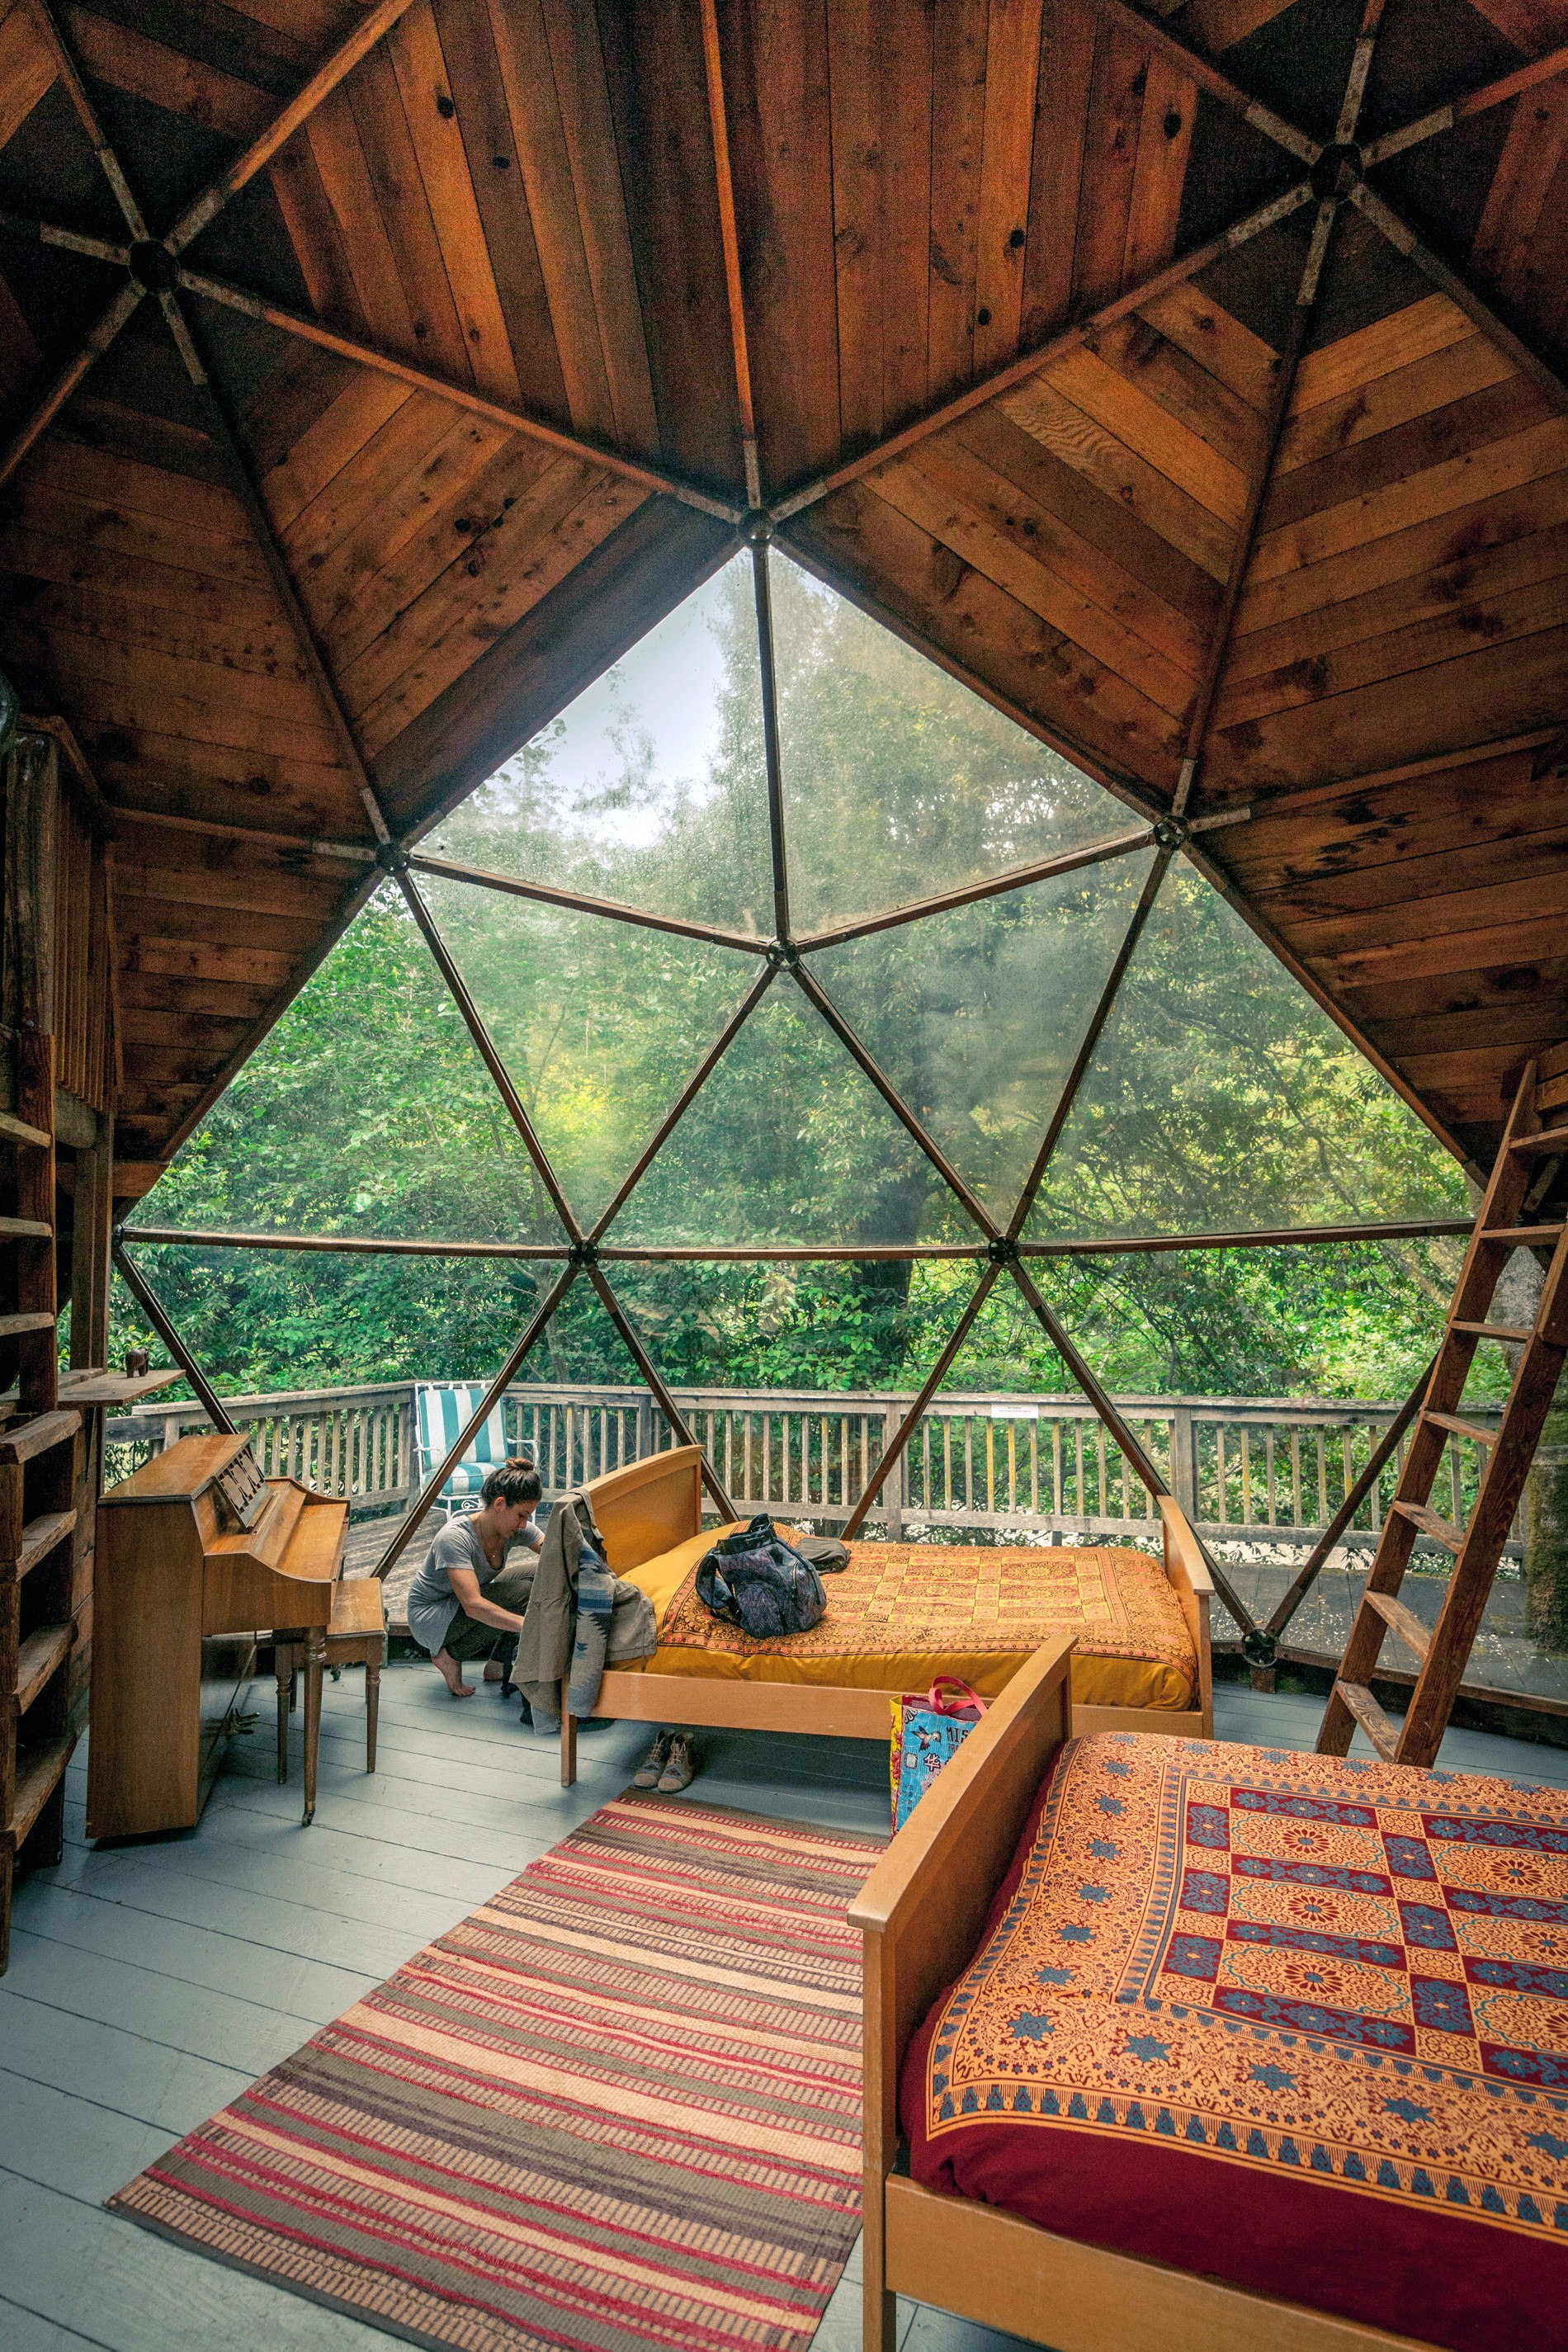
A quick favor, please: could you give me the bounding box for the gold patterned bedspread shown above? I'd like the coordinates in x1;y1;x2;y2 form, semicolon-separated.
623;1537;1197;1711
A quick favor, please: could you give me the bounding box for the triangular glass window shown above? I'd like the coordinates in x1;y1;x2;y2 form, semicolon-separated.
143;886;562;1246
606;975;983;1246
419;872;763;1232
769;553;1136;938
1024;864;1471;1240
111;1244;566;1398
806;850;1155;1226
423;552;773;937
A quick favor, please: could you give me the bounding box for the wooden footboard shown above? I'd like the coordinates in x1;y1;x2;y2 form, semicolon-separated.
848;1632;1432;2352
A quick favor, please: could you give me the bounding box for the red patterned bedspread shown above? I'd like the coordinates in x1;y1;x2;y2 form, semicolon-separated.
902;1732;1568;2352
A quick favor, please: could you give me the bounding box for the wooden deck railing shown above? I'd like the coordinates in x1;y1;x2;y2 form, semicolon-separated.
105;1379;1517;1556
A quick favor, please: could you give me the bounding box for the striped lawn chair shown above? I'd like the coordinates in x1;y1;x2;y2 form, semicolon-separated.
414;1383;510;1517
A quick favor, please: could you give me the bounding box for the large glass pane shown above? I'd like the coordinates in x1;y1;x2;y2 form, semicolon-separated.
1024;865;1472;1240
140;886;560;1245
423;553;773;936
807;850;1155;1224
770;552;1137;937
109;1245;566;1400
421;874;763;1230
607;976;983;1245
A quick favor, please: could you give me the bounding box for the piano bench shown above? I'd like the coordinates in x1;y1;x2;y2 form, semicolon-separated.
272;1579;387;1807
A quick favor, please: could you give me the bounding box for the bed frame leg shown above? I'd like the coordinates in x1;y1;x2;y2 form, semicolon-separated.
560;1681;577;1788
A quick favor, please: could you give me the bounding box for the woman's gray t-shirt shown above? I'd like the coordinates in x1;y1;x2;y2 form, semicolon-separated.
404;1517;534;1657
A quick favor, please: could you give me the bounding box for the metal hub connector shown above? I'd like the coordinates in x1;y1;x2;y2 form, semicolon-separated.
1310;141;1363;203
128;239;179;291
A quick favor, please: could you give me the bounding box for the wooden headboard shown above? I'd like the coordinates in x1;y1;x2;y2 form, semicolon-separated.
581;1446;706;1572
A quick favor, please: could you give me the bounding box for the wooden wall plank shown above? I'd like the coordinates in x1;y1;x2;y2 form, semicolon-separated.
1247;416;1568;586
1207;621;1568;793
261;373;413;534
537;0;659;456
1226;496;1568;687
829;0;886;451
280;391;457;570
0;522;281;629
305;86;420;353
1071;29;1145;312
1092;311;1266;477
875;445;1198;716
1020;0;1093;344
1230;745;1564;896
267;130;371;331
925;0;988;407
1122;53;1196;290
952;403;1222;631
974;0;1046;379
1471;64;1568;314
1289;295;1476;414
387;0;523;409
430;0;570;425
1040;346;1249;522
349;44;472;387
1260;375;1551;536
1137;281;1278;413
486;0;617;446
1275;329;1510;475
999;373;1234;578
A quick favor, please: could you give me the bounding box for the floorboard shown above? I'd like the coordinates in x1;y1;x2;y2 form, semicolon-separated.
1;1655;1553;2352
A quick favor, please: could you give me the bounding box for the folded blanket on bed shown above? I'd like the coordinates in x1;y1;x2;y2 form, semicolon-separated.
903;1731;1568;2352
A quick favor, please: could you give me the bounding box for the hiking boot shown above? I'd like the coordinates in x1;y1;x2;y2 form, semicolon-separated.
657;1734;696;1793
634;1731;672;1789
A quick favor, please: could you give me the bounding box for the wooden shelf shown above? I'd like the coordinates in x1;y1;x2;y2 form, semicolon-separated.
0;1410;80;1466
15;1623;73;1713
6;1736;76;1849
0;1311;58;1339
0;1110;52;1150
13;1508;76;1576
0;1216;51;1240
59;1367;183;1407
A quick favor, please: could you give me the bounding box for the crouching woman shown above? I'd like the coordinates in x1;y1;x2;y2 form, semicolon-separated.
405;1459;544;1698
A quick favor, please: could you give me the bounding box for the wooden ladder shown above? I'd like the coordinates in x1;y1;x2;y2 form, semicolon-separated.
1318;1055;1568;1768
1;724;79;1972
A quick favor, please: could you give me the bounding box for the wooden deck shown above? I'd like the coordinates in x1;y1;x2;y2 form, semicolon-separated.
2;1666;1566;2352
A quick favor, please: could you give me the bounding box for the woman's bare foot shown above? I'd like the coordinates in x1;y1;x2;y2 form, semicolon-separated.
433;1649;475;1698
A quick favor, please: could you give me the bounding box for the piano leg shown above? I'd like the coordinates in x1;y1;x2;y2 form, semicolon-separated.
302;1629;325;1825
366;1652;380;1773
276;1647;293;1783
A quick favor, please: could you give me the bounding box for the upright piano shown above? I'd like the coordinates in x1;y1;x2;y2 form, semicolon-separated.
87;1433;347;1839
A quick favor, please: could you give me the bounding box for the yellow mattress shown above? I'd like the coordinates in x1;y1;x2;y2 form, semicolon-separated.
620;1526;1197;1712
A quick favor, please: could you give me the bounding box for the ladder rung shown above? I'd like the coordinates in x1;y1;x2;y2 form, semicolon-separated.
1363;1589;1431;1664
1512;1125;1568;1155
1424;1410;1497;1447
9;1508;76;1576
0;1410;81;1466
0;1109;52;1150
15;1622;73;1713
0;1216;51;1240
5;1734;76;1848
1484;1224;1566;1244
1452;1320;1533;1343
1333;1679;1400;1762
1392;1500;1465;1553
0;1312;55;1339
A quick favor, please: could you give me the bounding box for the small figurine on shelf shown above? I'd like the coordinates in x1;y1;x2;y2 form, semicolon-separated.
123;1347;150;1378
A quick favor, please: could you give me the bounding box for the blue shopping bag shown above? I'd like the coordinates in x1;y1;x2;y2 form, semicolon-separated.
890;1677;988;1830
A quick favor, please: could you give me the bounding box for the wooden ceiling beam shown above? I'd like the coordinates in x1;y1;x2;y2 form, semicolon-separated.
697;0;760;508
1079;0;1321;163
0;279;144;491
165;0;422;255
176;265;744;523
1173;204;1334;819
27;0;149;240
1361;37;1568;167
1349;182;1568;418
769;182;1312;524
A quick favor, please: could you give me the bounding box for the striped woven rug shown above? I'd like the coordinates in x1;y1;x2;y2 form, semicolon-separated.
109;1791;885;2352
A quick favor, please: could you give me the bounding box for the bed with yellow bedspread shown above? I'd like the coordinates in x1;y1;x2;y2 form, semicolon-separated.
619;1525;1197;1714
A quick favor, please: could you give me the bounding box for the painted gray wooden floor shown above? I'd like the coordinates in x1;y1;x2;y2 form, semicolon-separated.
3;1664;1565;2352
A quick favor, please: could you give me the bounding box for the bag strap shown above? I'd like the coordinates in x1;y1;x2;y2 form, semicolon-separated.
927;1674;987;1717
